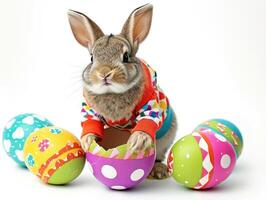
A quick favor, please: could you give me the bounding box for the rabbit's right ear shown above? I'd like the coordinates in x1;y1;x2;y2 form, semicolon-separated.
121;4;153;55
68;10;104;50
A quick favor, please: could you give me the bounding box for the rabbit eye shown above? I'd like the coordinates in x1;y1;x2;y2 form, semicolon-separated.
90;55;93;63
123;52;129;63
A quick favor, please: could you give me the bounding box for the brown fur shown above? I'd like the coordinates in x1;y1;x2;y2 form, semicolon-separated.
83;72;144;121
82;36;142;90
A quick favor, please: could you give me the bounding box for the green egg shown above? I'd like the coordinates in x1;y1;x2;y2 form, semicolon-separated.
168;135;202;188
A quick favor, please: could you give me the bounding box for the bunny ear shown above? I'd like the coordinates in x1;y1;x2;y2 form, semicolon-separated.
121;4;153;54
68;10;104;50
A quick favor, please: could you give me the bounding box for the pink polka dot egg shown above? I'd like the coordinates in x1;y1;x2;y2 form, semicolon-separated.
86;131;155;190
167;128;236;189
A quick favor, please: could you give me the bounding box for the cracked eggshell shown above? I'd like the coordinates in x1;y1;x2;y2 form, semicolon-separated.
86;131;156;190
23;126;85;185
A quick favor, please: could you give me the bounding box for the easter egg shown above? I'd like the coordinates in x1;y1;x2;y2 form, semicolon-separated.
2;113;53;167
195;119;243;157
167;129;236;189
23;126;85;185
86;130;155;190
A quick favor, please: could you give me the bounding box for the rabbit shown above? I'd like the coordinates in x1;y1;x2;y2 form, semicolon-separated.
68;3;177;179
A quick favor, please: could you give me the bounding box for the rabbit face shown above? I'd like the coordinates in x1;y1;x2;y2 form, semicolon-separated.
68;4;153;95
82;35;142;94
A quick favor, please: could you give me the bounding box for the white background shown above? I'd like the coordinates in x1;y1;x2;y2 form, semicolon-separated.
0;0;265;199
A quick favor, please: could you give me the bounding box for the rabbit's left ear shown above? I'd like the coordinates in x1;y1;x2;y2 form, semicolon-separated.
121;4;153;54
68;10;104;50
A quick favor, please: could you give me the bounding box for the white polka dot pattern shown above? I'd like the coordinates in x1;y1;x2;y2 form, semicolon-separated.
111;185;126;190
22;116;34;125
3;140;11;153
12;127;25;139
15;150;24;162
220;154;231;169
130;169;145;181
101;165;117;179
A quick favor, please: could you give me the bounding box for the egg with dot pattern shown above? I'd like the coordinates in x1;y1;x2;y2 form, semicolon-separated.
2;113;53;167
195;119;243;158
167;129;236;189
86;131;156;190
23;126;85;185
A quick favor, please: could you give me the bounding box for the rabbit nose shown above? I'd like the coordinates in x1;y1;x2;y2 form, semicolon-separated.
96;69;114;81
102;71;113;81
104;72;112;79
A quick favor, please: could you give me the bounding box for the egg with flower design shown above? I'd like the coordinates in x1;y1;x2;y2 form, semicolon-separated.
23;126;85;185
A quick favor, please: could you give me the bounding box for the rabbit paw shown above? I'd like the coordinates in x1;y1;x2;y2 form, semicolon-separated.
147;162;170;179
127;131;153;153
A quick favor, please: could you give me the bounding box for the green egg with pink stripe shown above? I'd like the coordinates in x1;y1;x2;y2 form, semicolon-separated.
167;129;237;189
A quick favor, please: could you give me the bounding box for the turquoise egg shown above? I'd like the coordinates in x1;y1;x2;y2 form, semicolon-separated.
2;113;53;167
195;119;243;158
214;119;243;144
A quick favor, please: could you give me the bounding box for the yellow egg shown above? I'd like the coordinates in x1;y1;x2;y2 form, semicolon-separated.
23;126;85;185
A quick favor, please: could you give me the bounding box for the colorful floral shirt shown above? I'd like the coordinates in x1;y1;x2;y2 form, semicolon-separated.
81;60;170;141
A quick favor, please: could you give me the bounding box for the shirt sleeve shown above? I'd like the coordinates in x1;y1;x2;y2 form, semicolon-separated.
132;99;163;140
81;101;104;139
